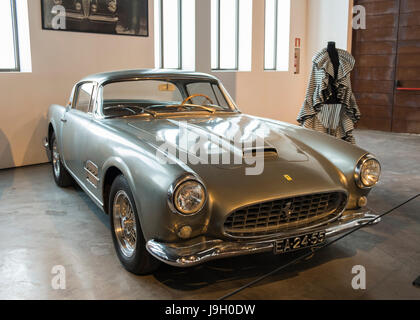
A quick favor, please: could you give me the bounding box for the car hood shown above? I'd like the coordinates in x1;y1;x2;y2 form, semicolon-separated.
126;113;309;162
109;114;348;207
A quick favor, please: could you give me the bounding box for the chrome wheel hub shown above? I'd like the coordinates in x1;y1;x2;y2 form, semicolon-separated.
52;138;60;178
113;190;137;258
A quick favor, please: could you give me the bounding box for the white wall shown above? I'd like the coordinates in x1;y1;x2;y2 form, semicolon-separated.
306;0;351;63
0;0;155;169
0;0;352;170
196;0;309;124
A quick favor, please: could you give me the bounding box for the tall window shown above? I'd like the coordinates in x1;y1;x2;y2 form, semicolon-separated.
264;0;291;71
211;0;252;71
0;0;20;72
155;0;195;70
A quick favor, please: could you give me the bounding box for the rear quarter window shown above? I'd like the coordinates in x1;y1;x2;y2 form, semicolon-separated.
75;83;94;113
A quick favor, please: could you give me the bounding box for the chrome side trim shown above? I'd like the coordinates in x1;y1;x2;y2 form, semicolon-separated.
84;160;99;188
85;160;99;176
65;163;104;208
146;209;380;267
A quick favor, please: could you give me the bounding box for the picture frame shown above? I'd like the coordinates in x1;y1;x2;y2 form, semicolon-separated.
41;0;149;37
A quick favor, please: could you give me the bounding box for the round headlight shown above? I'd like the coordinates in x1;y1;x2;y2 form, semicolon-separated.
91;4;98;12
173;180;206;215
355;155;381;188
75;2;82;11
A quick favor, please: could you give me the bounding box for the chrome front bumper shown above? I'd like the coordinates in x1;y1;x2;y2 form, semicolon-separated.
146;210;380;267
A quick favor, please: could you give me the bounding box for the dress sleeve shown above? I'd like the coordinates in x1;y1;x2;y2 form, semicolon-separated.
297;63;318;124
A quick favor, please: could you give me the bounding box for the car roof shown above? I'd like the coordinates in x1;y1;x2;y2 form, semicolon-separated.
79;69;219;85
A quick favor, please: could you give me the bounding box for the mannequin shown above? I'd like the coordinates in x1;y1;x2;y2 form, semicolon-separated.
325;42;340;104
298;42;360;144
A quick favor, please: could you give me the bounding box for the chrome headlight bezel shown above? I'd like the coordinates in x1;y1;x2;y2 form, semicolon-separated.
354;154;381;189
168;174;207;216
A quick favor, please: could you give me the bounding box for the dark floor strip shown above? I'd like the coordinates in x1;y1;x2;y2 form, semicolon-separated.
219;194;420;300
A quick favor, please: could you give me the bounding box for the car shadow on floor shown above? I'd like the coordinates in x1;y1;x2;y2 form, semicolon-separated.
151;232;384;293
73;183;111;229
71;181;394;294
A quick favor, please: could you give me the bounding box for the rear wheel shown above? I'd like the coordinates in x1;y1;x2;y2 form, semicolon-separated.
109;175;160;275
51;132;73;187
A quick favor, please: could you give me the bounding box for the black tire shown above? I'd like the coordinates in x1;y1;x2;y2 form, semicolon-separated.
50;132;73;187
109;175;160;275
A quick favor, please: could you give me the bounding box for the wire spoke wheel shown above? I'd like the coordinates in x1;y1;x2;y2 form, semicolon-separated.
52;138;60;178
113;190;137;258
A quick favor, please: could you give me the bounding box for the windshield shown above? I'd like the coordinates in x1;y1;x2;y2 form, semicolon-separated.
101;79;234;117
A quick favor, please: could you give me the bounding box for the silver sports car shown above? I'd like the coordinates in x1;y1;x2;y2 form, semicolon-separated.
44;69;381;274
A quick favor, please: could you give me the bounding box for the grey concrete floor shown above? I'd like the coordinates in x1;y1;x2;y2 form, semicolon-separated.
0;130;419;300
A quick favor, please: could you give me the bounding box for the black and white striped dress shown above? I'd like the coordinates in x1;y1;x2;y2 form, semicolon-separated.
297;48;361;144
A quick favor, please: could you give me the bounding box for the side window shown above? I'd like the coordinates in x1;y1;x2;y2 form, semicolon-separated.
75;83;94;113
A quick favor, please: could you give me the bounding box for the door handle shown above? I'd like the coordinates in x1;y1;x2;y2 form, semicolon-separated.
61;118;67;123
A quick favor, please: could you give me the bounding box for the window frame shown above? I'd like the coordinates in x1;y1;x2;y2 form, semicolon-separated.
264;0;278;71
264;0;291;71
72;82;96;115
1;0;20;72
212;0;240;71
158;0;183;70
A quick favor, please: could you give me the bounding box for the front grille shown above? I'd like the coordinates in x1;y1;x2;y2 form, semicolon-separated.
224;192;347;237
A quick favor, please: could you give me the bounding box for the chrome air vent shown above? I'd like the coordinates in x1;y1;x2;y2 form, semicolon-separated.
243;147;278;158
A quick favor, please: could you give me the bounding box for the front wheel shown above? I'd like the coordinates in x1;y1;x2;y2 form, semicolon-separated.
51;132;73;187
109;175;160;275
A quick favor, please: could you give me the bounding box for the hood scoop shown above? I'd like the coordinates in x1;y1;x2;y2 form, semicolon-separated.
243;147;278;158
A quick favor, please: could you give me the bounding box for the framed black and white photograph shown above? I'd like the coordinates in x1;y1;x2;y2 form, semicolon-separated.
41;0;148;37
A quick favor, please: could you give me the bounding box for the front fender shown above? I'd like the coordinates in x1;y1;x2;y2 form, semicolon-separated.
101;147;209;242
47;104;67;149
267;121;373;208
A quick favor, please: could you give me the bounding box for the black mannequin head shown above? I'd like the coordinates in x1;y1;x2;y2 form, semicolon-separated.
327;41;339;79
327;41;336;51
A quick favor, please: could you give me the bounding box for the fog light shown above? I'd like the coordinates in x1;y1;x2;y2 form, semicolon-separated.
178;226;192;239
358;196;368;208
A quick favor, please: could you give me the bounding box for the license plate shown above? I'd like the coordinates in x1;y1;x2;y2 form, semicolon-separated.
274;231;326;254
